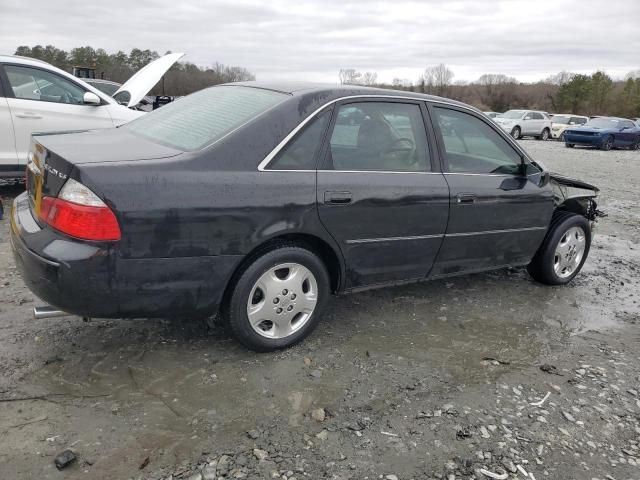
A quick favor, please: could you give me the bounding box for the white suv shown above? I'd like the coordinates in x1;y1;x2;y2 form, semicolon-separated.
0;53;182;180
494;110;552;140
550;114;588;141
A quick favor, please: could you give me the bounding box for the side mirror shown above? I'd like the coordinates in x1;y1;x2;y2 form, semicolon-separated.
83;92;101;106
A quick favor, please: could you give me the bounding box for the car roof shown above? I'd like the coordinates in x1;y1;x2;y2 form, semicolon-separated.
0;54;51;66
227;81;471;109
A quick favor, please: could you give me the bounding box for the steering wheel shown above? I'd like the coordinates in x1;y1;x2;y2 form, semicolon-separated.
386;137;415;153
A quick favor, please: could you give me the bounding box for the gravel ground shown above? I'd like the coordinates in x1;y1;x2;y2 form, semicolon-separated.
0;140;638;480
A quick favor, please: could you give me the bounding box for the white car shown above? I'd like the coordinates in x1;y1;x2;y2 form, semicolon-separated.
549;114;588;141
0;53;183;180
494;110;552;140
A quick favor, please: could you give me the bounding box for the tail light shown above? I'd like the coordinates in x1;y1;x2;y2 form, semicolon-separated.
39;178;121;241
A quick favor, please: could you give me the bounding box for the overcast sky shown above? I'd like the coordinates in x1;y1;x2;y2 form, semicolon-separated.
1;0;639;84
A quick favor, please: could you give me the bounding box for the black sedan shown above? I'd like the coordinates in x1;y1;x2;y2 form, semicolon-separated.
10;83;601;351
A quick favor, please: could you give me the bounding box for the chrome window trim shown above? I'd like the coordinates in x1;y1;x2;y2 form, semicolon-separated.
257;94;485;172
257;94;534;173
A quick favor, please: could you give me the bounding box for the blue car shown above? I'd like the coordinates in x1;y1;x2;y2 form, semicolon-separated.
564;117;640;151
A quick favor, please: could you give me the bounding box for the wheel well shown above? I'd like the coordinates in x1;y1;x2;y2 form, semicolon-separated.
555;197;597;221
219;233;343;317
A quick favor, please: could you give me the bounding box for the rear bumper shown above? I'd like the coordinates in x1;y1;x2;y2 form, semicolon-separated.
10;192;242;319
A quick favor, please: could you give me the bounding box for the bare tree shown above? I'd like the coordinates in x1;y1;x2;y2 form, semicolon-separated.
625;69;640;80
476;74;518;111
339;69;362;85
422;64;454;96
361;72;378;86
545;71;575;86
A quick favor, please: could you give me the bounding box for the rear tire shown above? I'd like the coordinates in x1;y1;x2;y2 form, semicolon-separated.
225;245;330;352
540;128;550;141
511;127;521;140
527;212;591;286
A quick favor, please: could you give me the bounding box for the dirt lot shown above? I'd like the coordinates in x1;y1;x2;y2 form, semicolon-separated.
0;140;639;480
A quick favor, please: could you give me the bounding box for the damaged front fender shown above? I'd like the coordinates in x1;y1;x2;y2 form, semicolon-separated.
549;173;604;222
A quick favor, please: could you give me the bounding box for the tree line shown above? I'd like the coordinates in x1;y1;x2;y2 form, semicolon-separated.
12;46;639;118
13;45;255;96
340;65;640;118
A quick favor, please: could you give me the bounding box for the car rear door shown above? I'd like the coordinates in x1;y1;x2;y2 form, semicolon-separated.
427;103;554;276
316;98;449;288
1;63;114;164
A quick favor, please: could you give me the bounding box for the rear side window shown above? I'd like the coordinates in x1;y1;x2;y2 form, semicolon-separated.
125;86;286;151
433;107;522;174
268;111;330;170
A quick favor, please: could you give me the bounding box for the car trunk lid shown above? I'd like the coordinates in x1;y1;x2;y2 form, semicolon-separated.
26;129;183;223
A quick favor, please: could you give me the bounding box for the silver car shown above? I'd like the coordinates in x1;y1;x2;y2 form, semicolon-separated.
494;110;552;140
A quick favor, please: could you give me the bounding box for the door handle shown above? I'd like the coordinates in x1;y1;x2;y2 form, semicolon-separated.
16;113;43;119
456;193;476;204
324;191;352;205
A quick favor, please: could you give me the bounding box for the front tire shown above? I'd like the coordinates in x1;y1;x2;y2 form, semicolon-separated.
559;132;565;142
565;143;575;148
527;212;591;286
511;126;521;140
225;245;330;352
600;135;614;151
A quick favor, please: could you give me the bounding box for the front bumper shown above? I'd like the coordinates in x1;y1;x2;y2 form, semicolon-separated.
564;133;603;147
10;192;242;319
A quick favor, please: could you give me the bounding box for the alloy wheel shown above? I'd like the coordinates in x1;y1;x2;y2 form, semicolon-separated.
553;226;586;279
246;263;318;339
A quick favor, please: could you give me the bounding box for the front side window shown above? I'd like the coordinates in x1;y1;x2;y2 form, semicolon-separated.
125;86;286;151
433;107;522;175
267;111;330;170
327;102;430;171
5;65;86;104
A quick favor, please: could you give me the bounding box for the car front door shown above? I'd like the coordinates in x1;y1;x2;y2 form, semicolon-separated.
521;112;534;135
428;104;554;276
316;99;450;288
1;64;114;164
0;80;19;175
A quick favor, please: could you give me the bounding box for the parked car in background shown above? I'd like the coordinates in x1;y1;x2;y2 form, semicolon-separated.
564;117;640;150
0;53;183;180
84;78;176;112
550;114;588;141
483;111;501;119
493;110;552;140
11;82;601;351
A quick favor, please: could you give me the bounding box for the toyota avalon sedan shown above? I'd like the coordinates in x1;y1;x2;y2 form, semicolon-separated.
10;83;601;351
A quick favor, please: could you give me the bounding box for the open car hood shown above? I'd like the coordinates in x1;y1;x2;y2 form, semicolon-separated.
113;52;184;108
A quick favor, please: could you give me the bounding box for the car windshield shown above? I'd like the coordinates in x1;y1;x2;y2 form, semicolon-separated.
585;118;621;128
124;86;287;151
88;81;120;96
499;110;524;119
551;115;571;124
